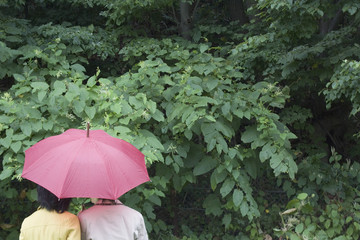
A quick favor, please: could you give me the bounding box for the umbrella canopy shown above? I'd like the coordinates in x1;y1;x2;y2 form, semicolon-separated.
22;128;150;200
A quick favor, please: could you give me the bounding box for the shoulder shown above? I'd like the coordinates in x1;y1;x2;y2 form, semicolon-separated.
62;211;79;221
119;205;145;220
21;209;44;225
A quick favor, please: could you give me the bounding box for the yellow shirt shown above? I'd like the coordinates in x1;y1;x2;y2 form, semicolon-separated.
19;208;81;240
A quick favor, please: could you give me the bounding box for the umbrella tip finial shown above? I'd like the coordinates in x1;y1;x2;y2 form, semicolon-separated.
86;122;90;137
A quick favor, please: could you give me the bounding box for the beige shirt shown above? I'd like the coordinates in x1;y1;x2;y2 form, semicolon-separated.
19;208;81;240
78;200;148;240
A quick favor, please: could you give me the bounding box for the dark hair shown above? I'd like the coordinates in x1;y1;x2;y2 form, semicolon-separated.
37;185;72;213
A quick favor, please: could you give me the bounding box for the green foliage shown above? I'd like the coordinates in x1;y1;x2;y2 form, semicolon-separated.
1;0;360;239
117;37;297;226
0;31;296;239
274;192;360;240
323;60;360;115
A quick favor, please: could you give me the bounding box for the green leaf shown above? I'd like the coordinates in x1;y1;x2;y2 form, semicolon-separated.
110;103;122;114
240;201;249;216
233;189;244;207
345;216;353;224
31;121;42;132
193;156;217;176
222;214;231;229
10;141;21;153
53;81;66;95
220;179;235;197
221;102;231;115
85;106;96;119
55;49;62;56
71;63;86;73
13;73;25;82
73;100;85;114
87;76;96;87
148;194;162;206
12;133;26;141
259;143;276;162
38;91;47;102
324;219;331;229
201;123;217;136
269;155;282;169
241;126;257;143
203;194;223;216
27;188;38;201
114;126;131;134
0;169;13;180
43;121;53;131
199;44;209;53
31;82;49;91
20;122;32;137
138;129;164;150
15;86;31;96
205;77;219;91
295;223;304;234
297;193;308;200
215;120;233;138
0;137;12;148
152;109;164;122
129;96;143;109
289;233;301;240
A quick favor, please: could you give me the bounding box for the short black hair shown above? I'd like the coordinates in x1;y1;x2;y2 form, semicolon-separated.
37;185;72;213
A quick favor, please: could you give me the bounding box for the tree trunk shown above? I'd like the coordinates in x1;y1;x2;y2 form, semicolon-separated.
228;0;249;25
319;0;343;36
179;1;191;40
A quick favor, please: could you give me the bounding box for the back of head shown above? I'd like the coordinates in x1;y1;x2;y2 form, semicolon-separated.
37;185;71;213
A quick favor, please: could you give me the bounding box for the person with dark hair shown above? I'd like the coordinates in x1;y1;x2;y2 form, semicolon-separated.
19;185;81;240
78;198;148;240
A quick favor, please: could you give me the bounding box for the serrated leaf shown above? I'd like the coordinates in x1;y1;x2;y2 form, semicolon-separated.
85;106;96;119
71;63;86;72
15;86;31;96
259;143;276;162
270;155;282;169
221;102;231;115
0;168;13;180
13;73;25;82
73;100;85;114
241;126;257;143
87;76;96;87
0;137;11;148
110;103;122;114
215;120;233;138
20;122;32;136
193;156;217;176
43;121;53;131
114;126;131;134
203;194;223;216
152;109;164;122
129;96;143;109
233;189;244;207
31;82;49;91
201;123;216;136
38;91;47;102
240;201;249;216
222;214;231;229
10;141;21;153
220;179;235;197
138;129;164;150
199;44;209;53
297;193;308;200
148;195;162;206
53;80;66;95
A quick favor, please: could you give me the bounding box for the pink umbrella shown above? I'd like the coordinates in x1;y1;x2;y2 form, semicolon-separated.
22;126;150;199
